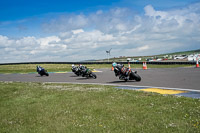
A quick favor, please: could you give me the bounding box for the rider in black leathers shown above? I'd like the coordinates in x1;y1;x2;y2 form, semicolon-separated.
79;65;87;77
36;65;49;76
113;63;130;80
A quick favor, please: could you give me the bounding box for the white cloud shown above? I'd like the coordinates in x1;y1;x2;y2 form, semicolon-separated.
0;2;200;63
137;45;149;51
38;36;60;48
72;29;84;34
42;14;88;33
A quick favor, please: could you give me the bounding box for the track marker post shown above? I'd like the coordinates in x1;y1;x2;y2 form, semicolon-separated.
196;57;199;68
111;66;114;71
143;62;147;70
128;62;131;69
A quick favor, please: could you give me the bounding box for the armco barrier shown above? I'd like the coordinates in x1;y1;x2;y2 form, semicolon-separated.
0;61;196;65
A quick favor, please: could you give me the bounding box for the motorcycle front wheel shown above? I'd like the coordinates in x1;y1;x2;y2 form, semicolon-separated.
91;73;97;79
45;73;49;76
131;72;141;81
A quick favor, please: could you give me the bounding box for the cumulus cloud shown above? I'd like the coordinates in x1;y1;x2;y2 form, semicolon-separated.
0;2;200;63
42;14;88;33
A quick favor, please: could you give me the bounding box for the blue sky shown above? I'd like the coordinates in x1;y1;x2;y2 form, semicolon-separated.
0;0;197;21
0;0;200;62
1;0;120;21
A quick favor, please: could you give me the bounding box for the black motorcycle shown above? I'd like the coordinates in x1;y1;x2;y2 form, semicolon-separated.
72;65;97;79
81;68;97;79
36;66;49;76
113;64;141;82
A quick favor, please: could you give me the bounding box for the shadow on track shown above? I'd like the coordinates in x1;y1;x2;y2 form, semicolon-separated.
35;76;44;77
70;75;79;77
76;77;97;80
35;75;49;77
107;80;138;83
76;78;91;80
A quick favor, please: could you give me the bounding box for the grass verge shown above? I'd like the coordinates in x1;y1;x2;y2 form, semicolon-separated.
0;82;200;132
0;64;195;74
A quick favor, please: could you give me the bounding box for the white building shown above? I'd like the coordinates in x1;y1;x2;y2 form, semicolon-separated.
188;54;200;61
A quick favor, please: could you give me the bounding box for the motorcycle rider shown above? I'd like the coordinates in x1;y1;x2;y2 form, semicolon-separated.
112;62;130;80
79;65;87;77
36;65;49;76
36;65;44;73
121;66;130;80
71;64;76;72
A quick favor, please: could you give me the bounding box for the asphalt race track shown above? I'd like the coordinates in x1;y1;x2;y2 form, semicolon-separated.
0;67;200;91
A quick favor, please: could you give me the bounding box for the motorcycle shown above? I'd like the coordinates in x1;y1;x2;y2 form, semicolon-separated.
113;63;141;82
81;67;97;79
72;65;97;79
36;66;49;76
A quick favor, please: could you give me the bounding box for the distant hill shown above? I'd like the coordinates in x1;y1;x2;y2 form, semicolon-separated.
97;49;200;62
159;49;200;56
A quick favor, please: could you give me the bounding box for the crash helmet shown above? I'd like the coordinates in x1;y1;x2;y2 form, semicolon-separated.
112;62;117;67
72;64;75;67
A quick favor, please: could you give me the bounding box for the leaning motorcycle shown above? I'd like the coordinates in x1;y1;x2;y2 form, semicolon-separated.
81;67;97;79
113;64;141;82
36;66;49;76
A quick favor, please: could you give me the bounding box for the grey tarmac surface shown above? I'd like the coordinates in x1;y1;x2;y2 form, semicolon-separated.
0;67;200;91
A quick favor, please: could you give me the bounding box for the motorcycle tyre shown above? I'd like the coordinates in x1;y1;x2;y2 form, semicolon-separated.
39;72;44;76
75;73;80;76
45;73;49;76
131;72;141;81
91;73;97;79
44;70;49;76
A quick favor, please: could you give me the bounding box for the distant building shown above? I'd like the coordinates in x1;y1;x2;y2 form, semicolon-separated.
174;55;187;59
188;54;200;61
127;58;131;62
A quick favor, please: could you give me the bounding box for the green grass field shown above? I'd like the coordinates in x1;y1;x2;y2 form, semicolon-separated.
0;64;195;74
0;82;200;132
